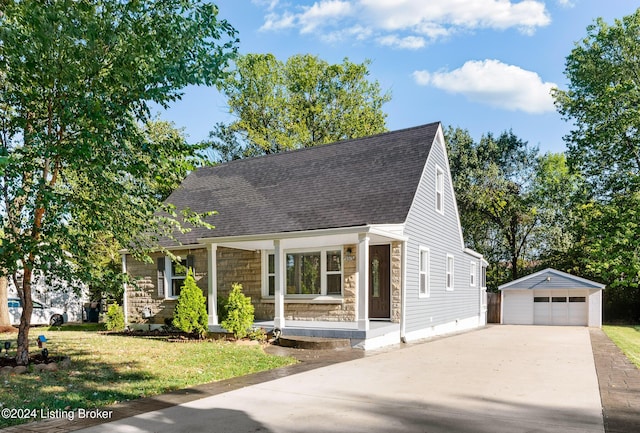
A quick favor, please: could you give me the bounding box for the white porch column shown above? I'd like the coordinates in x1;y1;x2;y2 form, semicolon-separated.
357;233;370;331
273;239;286;329
207;244;219;327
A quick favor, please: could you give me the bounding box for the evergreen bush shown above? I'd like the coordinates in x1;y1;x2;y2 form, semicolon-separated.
172;270;208;338
105;304;125;331
221;283;254;339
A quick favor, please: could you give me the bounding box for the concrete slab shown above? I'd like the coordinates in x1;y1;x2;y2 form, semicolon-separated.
73;326;604;433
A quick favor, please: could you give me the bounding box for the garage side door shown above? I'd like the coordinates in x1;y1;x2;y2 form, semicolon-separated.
502;291;533;325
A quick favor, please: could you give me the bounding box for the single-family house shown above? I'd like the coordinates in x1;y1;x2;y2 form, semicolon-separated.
122;121;488;349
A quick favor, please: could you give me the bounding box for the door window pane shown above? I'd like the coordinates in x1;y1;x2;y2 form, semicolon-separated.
372;258;380;297
552;297;567;302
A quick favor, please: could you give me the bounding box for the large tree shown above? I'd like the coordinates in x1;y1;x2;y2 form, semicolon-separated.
553;9;640;321
553;9;640;197
0;0;237;364
206;53;391;161
446;128;578;288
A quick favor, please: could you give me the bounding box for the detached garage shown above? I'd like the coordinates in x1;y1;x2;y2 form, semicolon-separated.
500;268;605;327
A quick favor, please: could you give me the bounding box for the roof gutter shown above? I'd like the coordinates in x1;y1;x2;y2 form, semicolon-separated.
197;224;408;245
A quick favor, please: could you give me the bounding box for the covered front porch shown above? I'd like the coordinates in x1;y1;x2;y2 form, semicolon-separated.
200;225;407;348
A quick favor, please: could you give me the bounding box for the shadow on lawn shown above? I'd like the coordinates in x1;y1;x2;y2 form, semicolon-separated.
0;343;161;428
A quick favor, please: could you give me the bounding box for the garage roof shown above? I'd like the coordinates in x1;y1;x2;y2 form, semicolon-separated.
499;268;605;290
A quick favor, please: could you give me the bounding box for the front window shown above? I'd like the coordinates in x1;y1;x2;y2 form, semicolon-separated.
171;258;188;298
436;166;444;213
419;247;430;297
470;261;477;287
287;252;321;294
266;248;343;297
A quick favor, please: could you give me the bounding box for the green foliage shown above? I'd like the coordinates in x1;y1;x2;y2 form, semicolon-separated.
221;283;254;339
205;53;391;162
0;0;237;362
553;10;640;196
552;10;640;321
105;304;125;332
172;271;208;338
248;327;268;343
446;127;538;285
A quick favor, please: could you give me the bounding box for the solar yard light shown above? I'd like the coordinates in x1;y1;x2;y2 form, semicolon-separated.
37;335;47;349
3;341;10;357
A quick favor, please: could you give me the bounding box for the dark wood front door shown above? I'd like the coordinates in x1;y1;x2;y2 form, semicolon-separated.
369;245;390;319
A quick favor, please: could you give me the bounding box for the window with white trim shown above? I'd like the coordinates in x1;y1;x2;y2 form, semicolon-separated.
470;261;477;287
436;166;444;214
164;255;194;299
267;253;275;296
264;248;343;297
446;254;454;290
419;247;430;297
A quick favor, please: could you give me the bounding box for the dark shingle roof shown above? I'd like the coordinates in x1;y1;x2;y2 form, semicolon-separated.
164;122;440;245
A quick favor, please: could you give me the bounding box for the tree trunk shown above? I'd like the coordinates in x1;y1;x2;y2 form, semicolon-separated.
0;276;10;326
16;267;33;366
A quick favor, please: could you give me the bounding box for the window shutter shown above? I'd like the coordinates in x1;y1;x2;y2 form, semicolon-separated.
186;255;195;274
157;257;165;297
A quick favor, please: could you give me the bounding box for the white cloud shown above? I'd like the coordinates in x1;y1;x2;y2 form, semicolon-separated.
258;0;551;47
556;0;576;7
413;59;557;114
377;35;426;50
360;0;550;33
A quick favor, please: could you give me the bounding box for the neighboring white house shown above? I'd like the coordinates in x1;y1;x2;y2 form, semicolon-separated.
123;122;489;349
499;268;604;327
8;272;89;323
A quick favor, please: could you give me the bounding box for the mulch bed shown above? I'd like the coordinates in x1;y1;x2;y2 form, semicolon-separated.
0;353;66;368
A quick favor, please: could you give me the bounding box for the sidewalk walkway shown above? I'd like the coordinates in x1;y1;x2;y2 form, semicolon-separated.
589;328;640;433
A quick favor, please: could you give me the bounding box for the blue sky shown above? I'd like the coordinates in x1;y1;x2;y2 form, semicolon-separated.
159;0;639;154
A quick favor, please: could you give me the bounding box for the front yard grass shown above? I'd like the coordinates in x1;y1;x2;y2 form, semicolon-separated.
602;325;640;368
0;328;296;428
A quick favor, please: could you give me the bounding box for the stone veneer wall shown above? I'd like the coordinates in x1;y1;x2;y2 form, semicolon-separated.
215;247;266;319
126;249;207;325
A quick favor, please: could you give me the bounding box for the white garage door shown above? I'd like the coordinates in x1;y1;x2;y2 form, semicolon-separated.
503;291;533;325
532;290;588;326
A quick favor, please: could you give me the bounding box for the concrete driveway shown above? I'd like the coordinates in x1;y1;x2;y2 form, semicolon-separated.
76;326;604;433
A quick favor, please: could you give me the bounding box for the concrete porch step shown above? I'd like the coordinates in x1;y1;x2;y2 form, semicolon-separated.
277;335;352;350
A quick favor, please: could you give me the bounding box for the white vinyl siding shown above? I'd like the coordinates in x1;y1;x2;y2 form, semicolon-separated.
502;291;534;325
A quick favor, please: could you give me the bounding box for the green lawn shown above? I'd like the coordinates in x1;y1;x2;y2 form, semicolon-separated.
0;326;296;428
602;325;640;368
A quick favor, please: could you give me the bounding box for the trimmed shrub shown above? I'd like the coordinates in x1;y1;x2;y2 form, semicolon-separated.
172;270;208;338
105;304;125;331
221;283;254;339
